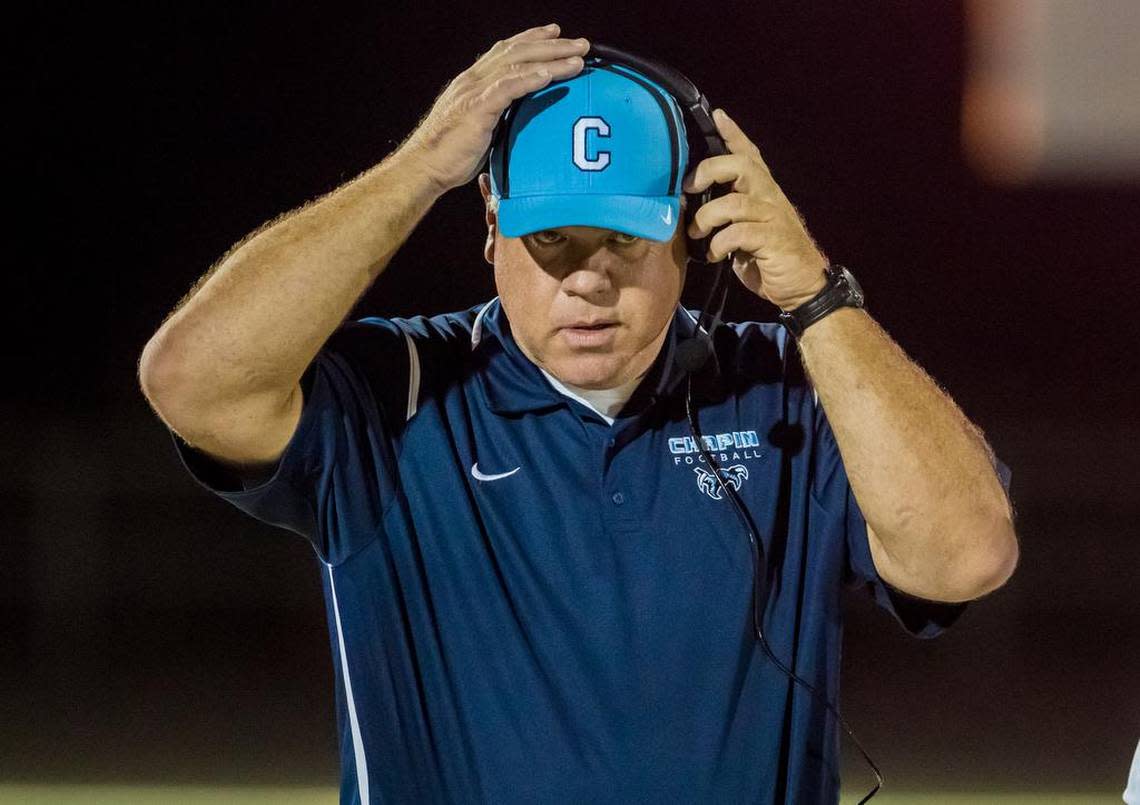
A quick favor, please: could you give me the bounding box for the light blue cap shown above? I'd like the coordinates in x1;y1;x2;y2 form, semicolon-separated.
488;62;689;242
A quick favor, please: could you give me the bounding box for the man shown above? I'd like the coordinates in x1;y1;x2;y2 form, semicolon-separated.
139;23;1018;804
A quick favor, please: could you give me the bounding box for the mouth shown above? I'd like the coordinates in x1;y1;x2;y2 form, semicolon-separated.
559;321;619;348
562;320;617;330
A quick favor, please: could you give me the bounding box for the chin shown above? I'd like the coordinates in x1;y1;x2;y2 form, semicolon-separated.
546;353;628;389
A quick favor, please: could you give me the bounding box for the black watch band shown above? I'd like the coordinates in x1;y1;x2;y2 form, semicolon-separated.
777;264;865;339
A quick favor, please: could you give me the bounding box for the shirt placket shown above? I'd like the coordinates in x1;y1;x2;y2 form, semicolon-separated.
598;417;647;532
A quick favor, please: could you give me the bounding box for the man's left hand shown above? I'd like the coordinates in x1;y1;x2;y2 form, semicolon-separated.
683;108;829;311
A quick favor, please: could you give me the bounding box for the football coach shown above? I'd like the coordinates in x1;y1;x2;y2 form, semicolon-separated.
139;22;1019;805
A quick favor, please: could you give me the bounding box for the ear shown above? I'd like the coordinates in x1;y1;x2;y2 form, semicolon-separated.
478;173;496;266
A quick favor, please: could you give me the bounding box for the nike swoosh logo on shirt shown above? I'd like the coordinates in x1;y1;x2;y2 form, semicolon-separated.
471;462;521;482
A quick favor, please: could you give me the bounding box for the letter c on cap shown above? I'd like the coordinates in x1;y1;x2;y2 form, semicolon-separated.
573;116;611;171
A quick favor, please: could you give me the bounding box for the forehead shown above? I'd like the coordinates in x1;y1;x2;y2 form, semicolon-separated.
533;225;634;236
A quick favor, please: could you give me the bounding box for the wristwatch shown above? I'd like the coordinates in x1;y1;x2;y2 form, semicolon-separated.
777;264;865;339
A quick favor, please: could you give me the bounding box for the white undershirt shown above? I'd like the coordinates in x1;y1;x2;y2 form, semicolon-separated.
538;366;644;425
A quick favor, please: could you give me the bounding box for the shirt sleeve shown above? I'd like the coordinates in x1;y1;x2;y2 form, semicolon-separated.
166;317;412;565
811;397;1014;639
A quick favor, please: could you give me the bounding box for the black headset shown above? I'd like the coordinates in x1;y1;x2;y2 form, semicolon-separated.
486;41;882;803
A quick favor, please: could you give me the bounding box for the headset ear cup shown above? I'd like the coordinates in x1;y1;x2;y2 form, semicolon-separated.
683;190;702;263
684;188;714;263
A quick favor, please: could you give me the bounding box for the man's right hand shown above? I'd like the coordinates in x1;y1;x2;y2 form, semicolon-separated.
400;23;589;194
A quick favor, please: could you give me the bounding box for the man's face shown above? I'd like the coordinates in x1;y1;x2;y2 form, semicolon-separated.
478;174;689;390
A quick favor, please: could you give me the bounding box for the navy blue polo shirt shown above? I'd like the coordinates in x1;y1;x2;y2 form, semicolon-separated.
169;297;1012;804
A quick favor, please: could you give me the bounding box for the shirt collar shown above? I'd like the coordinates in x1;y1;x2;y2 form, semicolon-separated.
470;297;704;416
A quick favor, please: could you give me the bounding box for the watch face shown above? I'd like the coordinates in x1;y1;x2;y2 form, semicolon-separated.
838;266;864;303
778;310;802;337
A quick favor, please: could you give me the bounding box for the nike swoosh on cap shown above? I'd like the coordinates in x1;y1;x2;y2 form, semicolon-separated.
661;206;672;225
470;462;521;482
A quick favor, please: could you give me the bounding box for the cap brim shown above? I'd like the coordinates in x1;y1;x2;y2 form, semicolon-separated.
498;194;681;242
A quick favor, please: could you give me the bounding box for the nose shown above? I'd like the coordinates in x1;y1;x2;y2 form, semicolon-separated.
561;261;616;302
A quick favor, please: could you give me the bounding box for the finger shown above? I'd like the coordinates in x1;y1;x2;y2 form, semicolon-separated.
493;47;587;92
496;36;590;63
707;221;765;264
711;108;766;163
508;23;563;43
712;108;769;170
475;37;590;78
687;192;770;240
475;24;558;62
477;62;574;118
683;154;767;196
731;252;764;292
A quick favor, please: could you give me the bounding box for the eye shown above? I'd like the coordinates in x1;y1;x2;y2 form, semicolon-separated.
530;230;565;245
527;230;640;246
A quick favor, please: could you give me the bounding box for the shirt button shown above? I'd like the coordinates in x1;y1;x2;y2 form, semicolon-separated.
612;492;625;505
607;437;616;448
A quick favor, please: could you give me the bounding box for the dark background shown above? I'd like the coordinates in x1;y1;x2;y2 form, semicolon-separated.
8;1;1137;798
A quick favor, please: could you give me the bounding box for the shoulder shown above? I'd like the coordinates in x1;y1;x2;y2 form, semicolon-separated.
380;302;486;343
722;318;789;357
329;302;485;359
680;308;787;352
343;303;492;407
309;303;486;427
382;303;487;376
686;310;798;383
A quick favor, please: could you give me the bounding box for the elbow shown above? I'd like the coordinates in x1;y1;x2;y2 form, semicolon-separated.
138;334;178;405
989;519;1020;590
138;330;197;421
957;471;1020;598
963;514;1020;599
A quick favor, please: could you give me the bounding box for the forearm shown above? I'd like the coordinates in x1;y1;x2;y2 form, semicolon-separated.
140;145;445;405
678;104;1016;597
796;306;1017;599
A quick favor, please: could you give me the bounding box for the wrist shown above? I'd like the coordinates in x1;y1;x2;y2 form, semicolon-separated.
776;269;829;312
392;143;452;198
776;264;866;339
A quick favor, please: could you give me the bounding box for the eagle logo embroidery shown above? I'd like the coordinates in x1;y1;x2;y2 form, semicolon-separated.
694;464;749;500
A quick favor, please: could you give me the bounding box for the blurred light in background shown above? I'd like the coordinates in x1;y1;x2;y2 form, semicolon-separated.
963;0;1140;184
